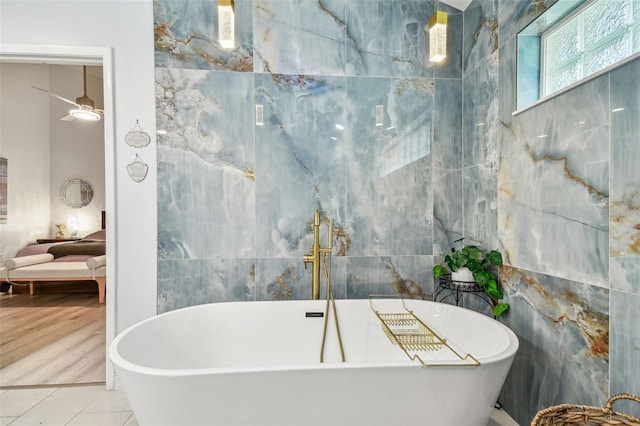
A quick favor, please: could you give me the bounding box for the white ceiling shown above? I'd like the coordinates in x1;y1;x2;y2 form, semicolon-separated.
440;0;472;11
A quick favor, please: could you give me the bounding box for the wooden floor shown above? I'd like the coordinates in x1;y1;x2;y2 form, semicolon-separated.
0;290;105;388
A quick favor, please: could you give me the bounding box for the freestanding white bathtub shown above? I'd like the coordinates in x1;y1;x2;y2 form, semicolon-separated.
109;298;518;426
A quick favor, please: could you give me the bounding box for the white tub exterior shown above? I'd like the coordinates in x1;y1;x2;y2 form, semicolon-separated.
109;298;518;426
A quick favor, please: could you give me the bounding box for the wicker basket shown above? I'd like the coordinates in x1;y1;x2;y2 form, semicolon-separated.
531;393;640;426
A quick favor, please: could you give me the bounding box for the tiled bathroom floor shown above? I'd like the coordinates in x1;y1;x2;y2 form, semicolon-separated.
0;385;520;425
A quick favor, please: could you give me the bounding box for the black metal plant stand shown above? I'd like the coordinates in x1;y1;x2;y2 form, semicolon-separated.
433;274;496;318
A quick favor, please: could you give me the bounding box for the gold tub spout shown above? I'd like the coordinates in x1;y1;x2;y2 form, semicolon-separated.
303;210;333;300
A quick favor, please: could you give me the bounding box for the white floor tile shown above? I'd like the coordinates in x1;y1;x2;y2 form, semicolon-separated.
8;386;102;426
0;417;18;426
0;387;58;417
123;413;138;426
81;389;132;413
66;411;133;426
488;408;520;426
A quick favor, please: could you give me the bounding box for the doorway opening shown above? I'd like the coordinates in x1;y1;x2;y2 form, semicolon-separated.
0;45;116;390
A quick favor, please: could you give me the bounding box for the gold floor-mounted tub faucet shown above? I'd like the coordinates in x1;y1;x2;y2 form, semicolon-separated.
303;210;344;363
303;210;333;300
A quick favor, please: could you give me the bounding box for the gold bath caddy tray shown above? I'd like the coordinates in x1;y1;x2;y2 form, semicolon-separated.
369;295;480;367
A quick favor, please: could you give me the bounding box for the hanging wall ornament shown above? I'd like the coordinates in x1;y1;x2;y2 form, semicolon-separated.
127;154;149;183
125;120;151;148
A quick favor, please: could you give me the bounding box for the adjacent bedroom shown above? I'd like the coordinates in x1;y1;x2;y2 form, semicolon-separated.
0;62;106;388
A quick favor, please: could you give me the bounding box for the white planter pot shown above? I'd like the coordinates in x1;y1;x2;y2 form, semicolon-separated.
451;267;475;282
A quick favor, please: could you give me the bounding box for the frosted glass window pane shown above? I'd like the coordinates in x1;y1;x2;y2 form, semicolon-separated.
546;59;581;94
584;33;629;74
584;0;627;45
546;18;579;66
539;0;640;99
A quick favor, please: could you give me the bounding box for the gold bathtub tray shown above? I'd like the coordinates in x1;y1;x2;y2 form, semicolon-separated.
369;295;480;367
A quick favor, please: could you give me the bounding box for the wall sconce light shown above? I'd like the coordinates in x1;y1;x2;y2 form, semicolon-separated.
428;10;447;62
218;0;235;49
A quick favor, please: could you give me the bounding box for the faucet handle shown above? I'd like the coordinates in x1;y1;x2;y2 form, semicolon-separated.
302;253;313;268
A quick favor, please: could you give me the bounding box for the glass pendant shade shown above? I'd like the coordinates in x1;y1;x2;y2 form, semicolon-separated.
218;0;235;49
429;11;448;62
70;108;101;121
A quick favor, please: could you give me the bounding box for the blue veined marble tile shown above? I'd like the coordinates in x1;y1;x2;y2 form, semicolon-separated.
463;51;499;168
433;78;462;169
499;74;609;287
254;73;346;257
156;68;256;259
610;290;640;418
610;57;640;295
344;0;435;78
498;267;609;425
610;257;640;295
463;0;499;76
433;168;463;256
346;256;434;299
154;0;253;71
463;164;498;249
498;36;517;122
155;68;255;169
253;0;346;75
498;0;559;47
158;258;256;313
345;77;433;256
158;146;256;259
255;257;347;300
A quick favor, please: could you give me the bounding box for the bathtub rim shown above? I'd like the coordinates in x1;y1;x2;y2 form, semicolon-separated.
109;299;519;377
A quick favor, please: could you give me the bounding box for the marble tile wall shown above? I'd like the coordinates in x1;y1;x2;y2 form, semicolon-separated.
461;0;640;423
154;0;463;311
154;0;640;422
608;56;640;418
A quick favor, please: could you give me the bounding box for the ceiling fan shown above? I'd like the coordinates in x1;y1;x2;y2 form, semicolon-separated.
32;65;103;121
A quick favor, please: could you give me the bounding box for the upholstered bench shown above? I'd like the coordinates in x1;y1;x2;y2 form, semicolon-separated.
1;254;106;303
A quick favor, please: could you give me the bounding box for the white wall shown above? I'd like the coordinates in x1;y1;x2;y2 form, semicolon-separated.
0;63;52;260
49;65;106;237
0;0;158;338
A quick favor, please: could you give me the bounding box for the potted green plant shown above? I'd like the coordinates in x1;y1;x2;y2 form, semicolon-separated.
433;238;509;317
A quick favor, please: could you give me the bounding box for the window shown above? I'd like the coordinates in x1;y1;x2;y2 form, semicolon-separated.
542;0;640;96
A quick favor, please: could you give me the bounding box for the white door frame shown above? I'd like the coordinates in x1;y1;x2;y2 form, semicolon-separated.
0;43;117;389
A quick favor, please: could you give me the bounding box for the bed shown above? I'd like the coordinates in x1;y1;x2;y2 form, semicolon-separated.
1;229;107;303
